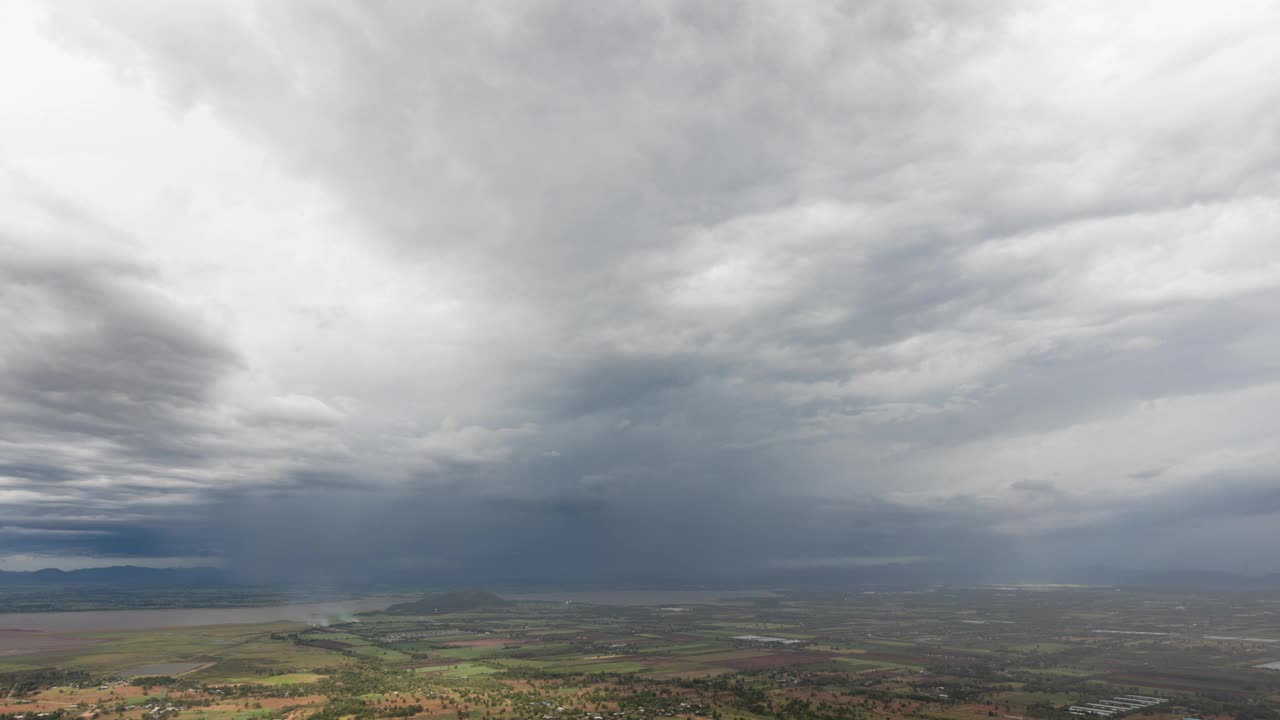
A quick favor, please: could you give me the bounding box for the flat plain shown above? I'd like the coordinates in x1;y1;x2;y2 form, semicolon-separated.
3;586;1279;720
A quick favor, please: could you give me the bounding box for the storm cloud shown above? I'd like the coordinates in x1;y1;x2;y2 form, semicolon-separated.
2;0;1280;580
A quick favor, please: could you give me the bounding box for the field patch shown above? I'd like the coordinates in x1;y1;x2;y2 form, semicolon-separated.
487;658;560;669
350;646;411;661
1018;666;1097;677
834;656;898;671
1106;672;1251;695
119;662;207;677
431;646;505;660
388;641;437;652
995;691;1079;707
308;632;368;645
653;642;723;656
1006;642;1075;652
445;637;531;648
416;662;502;678
679;649;770;664
253;672;327;685
553;661;651;674
645;665;735;680
715;651;835;671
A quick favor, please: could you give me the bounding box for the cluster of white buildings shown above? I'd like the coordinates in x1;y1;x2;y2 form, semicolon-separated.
1069;695;1168;716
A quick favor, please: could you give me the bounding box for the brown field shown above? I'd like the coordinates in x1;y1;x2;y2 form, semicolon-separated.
0;685;147;714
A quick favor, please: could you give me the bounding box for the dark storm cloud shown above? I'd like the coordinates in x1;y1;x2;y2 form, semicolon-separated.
0;199;247;560
203;464;1011;585
4;0;1280;578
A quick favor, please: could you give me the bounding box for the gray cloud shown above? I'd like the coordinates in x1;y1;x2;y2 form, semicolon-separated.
0;241;238;440
2;0;1280;580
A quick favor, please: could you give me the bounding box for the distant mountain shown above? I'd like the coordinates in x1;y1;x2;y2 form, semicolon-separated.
0;566;233;587
385;588;513;614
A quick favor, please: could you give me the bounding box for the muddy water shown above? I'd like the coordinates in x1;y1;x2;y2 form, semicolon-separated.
0;596;397;633
501;589;777;605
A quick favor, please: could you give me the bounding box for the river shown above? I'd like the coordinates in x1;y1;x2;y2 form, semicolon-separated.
501;589;777;605
0;589;778;632
0;596;399;632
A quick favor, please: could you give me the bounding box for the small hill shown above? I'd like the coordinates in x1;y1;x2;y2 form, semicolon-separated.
385;588;512;615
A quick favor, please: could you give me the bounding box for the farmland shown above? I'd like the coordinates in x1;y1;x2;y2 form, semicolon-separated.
3;586;1280;720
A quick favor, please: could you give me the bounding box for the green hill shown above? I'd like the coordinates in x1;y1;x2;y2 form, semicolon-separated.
385;588;512;615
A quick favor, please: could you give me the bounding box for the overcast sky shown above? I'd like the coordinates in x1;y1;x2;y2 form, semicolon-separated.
2;1;1279;581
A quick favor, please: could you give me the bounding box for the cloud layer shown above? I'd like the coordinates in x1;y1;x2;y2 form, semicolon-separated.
3;0;1280;580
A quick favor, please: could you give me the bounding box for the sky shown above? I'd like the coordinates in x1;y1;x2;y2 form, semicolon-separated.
1;1;1280;582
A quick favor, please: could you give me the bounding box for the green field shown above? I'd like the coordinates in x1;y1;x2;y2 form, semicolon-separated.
430;646;506;660
350;646;412;661
551;660;651;674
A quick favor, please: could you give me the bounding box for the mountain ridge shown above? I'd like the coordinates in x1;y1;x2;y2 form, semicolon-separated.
0;566;232;587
